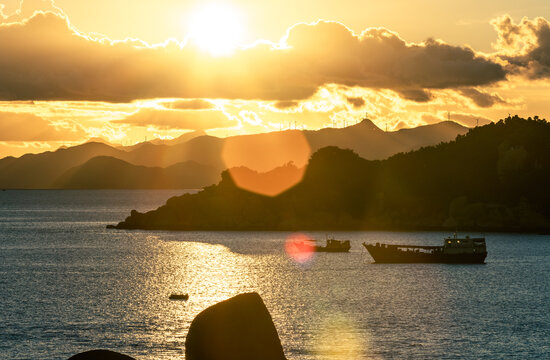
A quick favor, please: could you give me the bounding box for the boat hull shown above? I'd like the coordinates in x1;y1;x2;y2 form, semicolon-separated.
364;245;487;264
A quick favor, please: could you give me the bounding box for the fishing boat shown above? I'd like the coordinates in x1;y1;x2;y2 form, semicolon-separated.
362;234;487;263
169;293;189;300
315;238;351;252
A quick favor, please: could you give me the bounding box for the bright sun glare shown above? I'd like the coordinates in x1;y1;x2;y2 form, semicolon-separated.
187;3;245;56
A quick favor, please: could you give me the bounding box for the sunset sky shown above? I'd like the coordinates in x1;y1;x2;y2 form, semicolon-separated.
1;0;550;157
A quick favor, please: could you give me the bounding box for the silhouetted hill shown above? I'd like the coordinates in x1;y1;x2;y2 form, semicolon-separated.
0;156;16;172
55;156;220;189
120;130;207;150
151;130;207;146
85;137;119;147
0;120;467;189
111;116;550;232
0;137;227;188
124;135;226;169
304;119;467;160
0;142;127;188
226;163;304;197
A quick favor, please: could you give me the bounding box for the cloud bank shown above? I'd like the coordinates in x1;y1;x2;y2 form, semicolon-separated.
0;12;506;103
116;108;231;130
0;111;84;141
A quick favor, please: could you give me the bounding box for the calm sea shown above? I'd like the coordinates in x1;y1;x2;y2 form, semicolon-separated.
1;190;549;360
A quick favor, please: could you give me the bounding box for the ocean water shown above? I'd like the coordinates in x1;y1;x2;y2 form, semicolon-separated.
1;190;549;360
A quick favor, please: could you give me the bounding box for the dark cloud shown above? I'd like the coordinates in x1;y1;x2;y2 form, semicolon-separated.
396;89;432;102
273;101;299;109
164;99;215;110
458;88;506;108
493;15;550;79
0;13;506;102
346;96;365;108
115;108;231;130
0;111;85;141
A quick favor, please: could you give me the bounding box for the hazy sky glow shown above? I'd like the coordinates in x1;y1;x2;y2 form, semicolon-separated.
1;0;550;157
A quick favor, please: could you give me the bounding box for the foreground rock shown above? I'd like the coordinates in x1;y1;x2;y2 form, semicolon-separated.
185;292;287;360
67;349;136;360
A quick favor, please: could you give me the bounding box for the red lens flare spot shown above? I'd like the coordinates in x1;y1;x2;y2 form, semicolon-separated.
285;233;315;264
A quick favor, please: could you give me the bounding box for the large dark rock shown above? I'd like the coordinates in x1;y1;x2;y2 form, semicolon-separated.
67;349;136;360
185;292;287;360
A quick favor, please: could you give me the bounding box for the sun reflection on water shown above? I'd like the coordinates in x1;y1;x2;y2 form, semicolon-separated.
127;237;263;358
108;232;456;359
311;313;374;359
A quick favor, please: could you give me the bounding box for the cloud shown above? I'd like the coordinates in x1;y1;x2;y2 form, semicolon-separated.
273;101;299;109
0;13;506;103
115;108;232;130
0;0;63;23
396;89;432;102
346;96;365;108
492;15;550;79
164;99;215;110
458;88;506;108
0;111;85;141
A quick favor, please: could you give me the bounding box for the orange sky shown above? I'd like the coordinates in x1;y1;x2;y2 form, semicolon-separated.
1;0;550;158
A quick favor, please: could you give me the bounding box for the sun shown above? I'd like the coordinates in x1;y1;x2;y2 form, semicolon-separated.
187;3;245;56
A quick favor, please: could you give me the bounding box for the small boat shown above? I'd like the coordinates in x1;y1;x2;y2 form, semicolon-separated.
363;234;487;264
314;238;351;252
169;293;189;300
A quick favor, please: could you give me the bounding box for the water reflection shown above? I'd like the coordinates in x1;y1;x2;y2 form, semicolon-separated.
3;191;550;360
312;313;372;360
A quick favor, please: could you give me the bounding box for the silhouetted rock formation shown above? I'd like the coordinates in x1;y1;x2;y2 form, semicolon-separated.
67;349;135;360
185;292;287;360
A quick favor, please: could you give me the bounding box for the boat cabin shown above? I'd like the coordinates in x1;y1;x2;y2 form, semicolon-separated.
442;236;486;255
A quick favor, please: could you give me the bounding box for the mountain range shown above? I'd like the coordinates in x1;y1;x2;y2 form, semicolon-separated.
0;119;467;189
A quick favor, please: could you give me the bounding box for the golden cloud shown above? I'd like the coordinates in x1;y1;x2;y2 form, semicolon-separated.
0;111;85;141
346;97;365;108
493;15;550;79
457;88;507;108
164;99;216;110
0;13;506;103
115;108;232;130
0;0;62;23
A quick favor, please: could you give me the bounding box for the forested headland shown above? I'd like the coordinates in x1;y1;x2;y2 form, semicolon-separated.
111;116;550;232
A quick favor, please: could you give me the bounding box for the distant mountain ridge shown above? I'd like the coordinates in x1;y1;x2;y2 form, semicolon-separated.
55;156;220;189
0;120;468;189
304;119;466;160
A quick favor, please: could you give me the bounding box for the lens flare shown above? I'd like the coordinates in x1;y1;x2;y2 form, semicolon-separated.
222;131;311;196
285;233;315;264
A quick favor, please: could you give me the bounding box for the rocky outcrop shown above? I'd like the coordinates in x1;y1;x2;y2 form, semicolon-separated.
185;292;287;360
67;349;136;360
66;293;286;360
